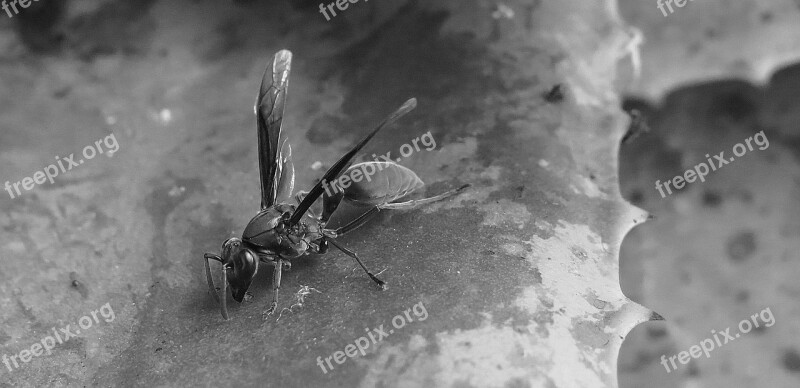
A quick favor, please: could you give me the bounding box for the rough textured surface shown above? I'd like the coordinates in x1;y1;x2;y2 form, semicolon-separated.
618;67;800;388
0;0;714;386
618;0;800;101
615;2;800;387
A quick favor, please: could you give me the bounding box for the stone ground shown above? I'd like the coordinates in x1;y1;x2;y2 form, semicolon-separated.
1;0;797;387
0;1;650;386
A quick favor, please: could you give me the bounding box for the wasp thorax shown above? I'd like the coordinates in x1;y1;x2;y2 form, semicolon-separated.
242;204;299;249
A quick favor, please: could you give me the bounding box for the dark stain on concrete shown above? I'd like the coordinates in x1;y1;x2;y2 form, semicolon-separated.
65;0;159;61
735;290;749;303
307;115;349;145
702;190;723;207
14;0;66;53
0;330;10;346
69;271;89;299
726;230;757;262
194;20;246;62
320;5;488;155
709;89;758;124
782;348;800;373
646;325;667;339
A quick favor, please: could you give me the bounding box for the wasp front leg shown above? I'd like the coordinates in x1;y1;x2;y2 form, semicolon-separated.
203;253;230;320
264;259;285;319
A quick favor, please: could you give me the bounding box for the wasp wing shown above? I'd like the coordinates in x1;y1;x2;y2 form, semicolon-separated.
322;161;422;222
288;98;417;226
341;162;423;206
256;49;292;209
275;140;295;203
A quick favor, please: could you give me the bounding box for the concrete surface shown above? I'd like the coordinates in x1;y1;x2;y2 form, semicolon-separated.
0;0;703;387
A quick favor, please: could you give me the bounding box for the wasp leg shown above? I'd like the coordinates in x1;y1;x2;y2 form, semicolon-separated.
264;259;284;319
327;239;386;290
326;206;381;238
221;264;229;320
204;253;229;320
316;238;329;254
203;254;222;304
379;184;469;210
323;185;469;238
257;253;277;263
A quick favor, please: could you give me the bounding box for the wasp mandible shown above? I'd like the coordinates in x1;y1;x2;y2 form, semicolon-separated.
203;50;468;320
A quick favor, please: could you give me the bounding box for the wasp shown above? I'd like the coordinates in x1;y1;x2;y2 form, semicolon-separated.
203;50;468;320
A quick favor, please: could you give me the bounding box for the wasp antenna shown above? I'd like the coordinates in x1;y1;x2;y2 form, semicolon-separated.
289;98;418;226
204;253;223;263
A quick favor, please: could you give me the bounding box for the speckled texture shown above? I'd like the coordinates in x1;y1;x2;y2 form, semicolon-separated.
618;0;800;101
618;68;800;388
1;0;657;387
615;2;800;387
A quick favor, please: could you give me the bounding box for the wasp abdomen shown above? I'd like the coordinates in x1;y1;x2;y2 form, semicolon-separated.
339;162;423;206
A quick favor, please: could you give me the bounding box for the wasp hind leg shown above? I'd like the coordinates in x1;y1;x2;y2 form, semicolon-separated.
327;238;387;290
327;206;381;238
326;184;469;237
379;184;469;210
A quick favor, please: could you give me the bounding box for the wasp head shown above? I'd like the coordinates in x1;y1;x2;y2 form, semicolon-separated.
204;237;261;319
220;237;259;302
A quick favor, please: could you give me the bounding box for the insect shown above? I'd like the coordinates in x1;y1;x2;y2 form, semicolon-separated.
203;50;468;320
